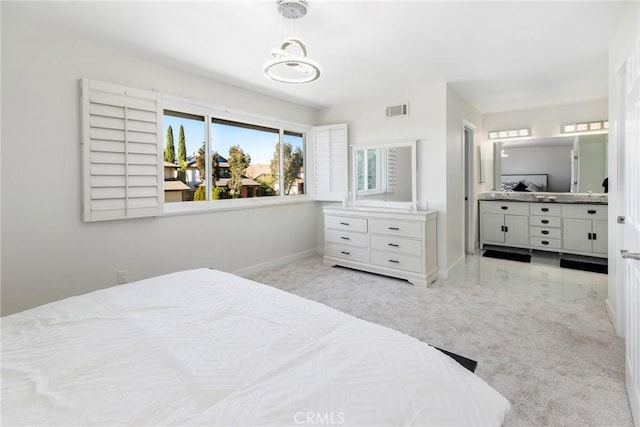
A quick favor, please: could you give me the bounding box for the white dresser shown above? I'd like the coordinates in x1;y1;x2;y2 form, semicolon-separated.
323;207;438;287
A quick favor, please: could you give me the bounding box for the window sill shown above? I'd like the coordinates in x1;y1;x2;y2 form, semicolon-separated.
162;195;315;217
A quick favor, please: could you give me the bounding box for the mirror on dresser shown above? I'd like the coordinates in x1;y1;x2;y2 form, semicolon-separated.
351;140;417;209
493;133;608;193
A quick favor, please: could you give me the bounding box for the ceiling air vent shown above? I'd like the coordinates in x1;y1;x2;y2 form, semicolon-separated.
385;103;409;119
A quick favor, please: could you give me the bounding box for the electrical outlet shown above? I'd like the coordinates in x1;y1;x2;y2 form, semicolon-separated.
117;270;128;285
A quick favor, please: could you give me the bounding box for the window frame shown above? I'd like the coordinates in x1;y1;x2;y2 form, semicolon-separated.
161;95;312;216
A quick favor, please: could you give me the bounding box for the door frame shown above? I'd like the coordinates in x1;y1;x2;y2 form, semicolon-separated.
462;120;477;254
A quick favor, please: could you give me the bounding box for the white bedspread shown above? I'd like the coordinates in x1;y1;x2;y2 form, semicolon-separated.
2;269;509;426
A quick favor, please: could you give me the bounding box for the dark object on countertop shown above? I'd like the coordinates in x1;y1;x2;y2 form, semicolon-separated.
513;181;528;192
602;177;608;193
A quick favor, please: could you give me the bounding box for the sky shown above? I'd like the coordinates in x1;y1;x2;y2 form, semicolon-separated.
163;114;302;165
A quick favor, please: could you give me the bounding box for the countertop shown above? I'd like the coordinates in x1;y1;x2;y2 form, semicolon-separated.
477;192;608;205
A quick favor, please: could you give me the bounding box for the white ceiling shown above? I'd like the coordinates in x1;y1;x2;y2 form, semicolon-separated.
8;0;630;113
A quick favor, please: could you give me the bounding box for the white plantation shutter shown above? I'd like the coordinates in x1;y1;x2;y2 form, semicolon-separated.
386;147;398;193
312;123;348;201
81;79;163;222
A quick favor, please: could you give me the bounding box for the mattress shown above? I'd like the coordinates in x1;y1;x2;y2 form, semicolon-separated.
1;268;510;426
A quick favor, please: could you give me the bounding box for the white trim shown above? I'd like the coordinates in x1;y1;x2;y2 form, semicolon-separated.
163;194;314;216
462;120;477;255
351;140;417;210
233;248;319;277
438;254;466;280
163;94;312;134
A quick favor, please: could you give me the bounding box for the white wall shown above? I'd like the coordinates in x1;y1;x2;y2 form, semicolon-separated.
317;84;484;278
446;86;484;269
317;84;451;276
1;10;321;315
483;99;608;190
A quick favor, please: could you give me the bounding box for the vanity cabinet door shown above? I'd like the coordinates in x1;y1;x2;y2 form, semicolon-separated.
481;213;506;244
504;215;529;246
592;220;608;255
563;218;593;253
481;213;529;246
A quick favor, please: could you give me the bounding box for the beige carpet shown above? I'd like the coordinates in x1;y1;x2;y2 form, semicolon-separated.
251;255;633;427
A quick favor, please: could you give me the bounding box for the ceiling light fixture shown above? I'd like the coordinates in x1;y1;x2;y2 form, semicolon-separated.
263;0;321;84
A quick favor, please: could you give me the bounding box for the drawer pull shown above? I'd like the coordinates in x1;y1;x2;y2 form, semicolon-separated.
340;251;350;255
541;208;549;212
388;243;399;247
541;230;549;235
541;220;549;224
588;210;596;215
388;227;400;231
541;241;549;245
388;259;400;264
340;236;350;240
339;222;350;226
501;206;508;210
593;233;597;240
588;233;592;240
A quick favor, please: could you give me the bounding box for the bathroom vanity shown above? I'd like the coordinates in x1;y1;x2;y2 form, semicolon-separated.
479;195;608;258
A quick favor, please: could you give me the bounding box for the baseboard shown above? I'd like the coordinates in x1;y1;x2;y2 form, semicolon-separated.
438;254;465;280
605;298;624;338
233;249;319;278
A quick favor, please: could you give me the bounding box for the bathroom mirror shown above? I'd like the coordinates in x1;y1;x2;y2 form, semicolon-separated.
493;133;608;193
351;140;417;209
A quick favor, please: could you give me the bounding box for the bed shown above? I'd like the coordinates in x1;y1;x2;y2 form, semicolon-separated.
501;174;548;192
1;269;510;426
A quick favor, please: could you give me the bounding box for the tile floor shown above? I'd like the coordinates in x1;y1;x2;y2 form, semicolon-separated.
452;249;609;309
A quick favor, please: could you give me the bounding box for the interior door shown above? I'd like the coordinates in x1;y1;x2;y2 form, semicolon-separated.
619;48;640;425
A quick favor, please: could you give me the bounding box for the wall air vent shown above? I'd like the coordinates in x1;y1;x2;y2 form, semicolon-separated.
385;103;409;119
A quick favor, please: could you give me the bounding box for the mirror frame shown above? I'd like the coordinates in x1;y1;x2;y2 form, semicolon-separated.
351;140;417;209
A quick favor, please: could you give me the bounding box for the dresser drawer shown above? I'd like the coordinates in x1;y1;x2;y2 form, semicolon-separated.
530;227;561;239
370;251;423;273
529;204;562;216
325;215;368;233
370;219;422;238
530;237;561;250
325;243;370;263
480;201;529;215
562;205;607;220
530;216;561;228
325;229;369;248
371;235;422;256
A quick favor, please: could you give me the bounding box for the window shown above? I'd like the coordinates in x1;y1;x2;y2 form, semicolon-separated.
356;148;380;193
162;106;307;206
81;78;319;222
163;111;205;203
